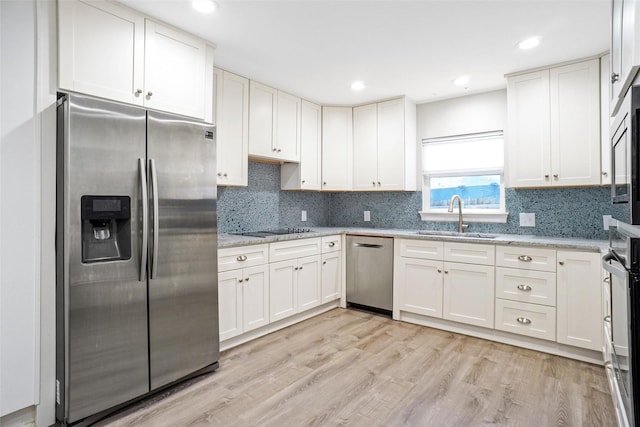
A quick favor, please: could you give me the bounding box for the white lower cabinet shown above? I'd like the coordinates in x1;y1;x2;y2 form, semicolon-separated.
321;252;341;303
556;250;603;351
396;257;443;318
270;255;322;322
442;262;495;328
495;299;556;341
218;265;269;341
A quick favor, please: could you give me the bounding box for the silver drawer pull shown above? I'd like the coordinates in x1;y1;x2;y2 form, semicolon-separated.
516;317;532;325
517;284;532;292
604;315;611;323
604;277;611;284
236;255;248;262
518;255;533;262
328;242;336;247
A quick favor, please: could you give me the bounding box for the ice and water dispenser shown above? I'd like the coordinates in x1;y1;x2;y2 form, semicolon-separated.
81;195;132;263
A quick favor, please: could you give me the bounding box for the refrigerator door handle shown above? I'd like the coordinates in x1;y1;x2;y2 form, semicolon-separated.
150;158;159;279
139;158;148;281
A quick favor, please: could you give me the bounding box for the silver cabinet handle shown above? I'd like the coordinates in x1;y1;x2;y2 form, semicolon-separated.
604;315;611;323
146;91;153;98
302;180;306;184
559;261;565;266
223;173;228;177
217;172;222;177
135;88;143;97
277;148;282;152
328;242;336;247
323;261;327;265
517;284;532;292
323;181;327;186
518;255;533;262
294;266;299;271
602;171;608;176
239;278;244;283
544;174;549;179
612;72;620;84
437;269;442;273
236;255;248;262
150;159;159;279
604;361;613;369
372;181;376;187
377;182;381;186
245;277;250;282
444;270;449;274
299;266;303;270
553;174;558;179
139;158;148;282
516;317;532;325
272;148;277;152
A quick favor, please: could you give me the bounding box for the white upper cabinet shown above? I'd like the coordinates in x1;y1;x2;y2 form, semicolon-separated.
507;59;600;188
248;81;301;162
143;20;209;120
59;0;213;121
322;106;353;191
601;54;612;185
214;68;249;186
281;100;322;190
353;98;416;191
59;0;144;106
611;0;640;115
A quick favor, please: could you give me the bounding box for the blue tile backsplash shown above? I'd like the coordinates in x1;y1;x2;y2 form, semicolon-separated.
218;162;622;239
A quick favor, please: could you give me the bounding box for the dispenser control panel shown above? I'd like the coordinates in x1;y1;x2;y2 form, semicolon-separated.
80;195;131;263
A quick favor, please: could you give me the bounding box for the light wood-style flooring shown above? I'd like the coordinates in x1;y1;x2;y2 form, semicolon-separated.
96;308;615;426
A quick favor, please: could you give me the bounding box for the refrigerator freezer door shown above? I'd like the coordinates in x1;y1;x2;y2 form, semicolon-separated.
60;95;149;423
147;111;219;389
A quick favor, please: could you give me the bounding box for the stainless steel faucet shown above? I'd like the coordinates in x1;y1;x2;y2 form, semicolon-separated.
448;194;468;233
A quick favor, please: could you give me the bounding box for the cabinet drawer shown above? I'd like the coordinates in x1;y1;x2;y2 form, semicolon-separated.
496;246;556;272
321;235;341;253
496;267;557;307
444;242;494;266
495;299;556;341
398;238;444;260
219;244;269;272
269;237;321;263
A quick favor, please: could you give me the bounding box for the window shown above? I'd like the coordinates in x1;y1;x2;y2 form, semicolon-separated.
420;131;508;223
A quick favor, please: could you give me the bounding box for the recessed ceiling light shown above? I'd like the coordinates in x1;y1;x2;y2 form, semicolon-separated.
453;76;470;87
351;81;365;91
192;0;217;13
518;37;540;50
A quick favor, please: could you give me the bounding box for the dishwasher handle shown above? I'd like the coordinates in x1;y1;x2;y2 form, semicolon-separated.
354;243;384;249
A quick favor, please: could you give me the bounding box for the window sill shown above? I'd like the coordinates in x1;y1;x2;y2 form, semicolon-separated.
419;211;509;224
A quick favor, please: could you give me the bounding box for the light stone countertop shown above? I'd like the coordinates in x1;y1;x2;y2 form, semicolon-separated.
218;227;608;253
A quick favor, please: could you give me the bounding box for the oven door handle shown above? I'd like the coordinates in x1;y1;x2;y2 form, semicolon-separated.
603;253;630;279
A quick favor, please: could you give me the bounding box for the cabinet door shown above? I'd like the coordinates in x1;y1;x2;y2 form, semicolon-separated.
550;59;601;186
248;81;277;158
298;256;322;312
376;98;406;190
322;252;342;302
396;257;443;318
218;270;243;341
557;251;602;351
275;91;301;162
352;103;378;190
442;262;495;328
269;260;298;322
322;106;353;190
611;0;624;106
601;54;612;185
215;68;249;186
58;0;144;105
144;20;207;119
243;265;270;333
282;100;322;190
506;70;551;188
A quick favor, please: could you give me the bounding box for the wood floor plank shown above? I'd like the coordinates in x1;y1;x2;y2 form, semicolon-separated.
97;308;617;427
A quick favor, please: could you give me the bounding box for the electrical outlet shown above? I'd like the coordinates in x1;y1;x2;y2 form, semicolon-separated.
603;215;612;230
301;210;307;222
519;212;535;227
364;211;371;222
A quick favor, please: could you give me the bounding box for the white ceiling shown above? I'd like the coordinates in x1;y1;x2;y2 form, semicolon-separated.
119;0;610;105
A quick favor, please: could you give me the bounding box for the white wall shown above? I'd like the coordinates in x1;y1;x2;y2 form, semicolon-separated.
416;89;507;140
0;0;40;418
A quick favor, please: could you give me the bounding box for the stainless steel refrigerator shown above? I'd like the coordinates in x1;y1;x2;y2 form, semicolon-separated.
55;93;219;425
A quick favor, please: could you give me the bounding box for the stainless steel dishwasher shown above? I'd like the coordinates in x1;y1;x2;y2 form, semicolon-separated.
346;235;393;314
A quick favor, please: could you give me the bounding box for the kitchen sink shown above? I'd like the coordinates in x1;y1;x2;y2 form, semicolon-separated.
416;230;497;239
